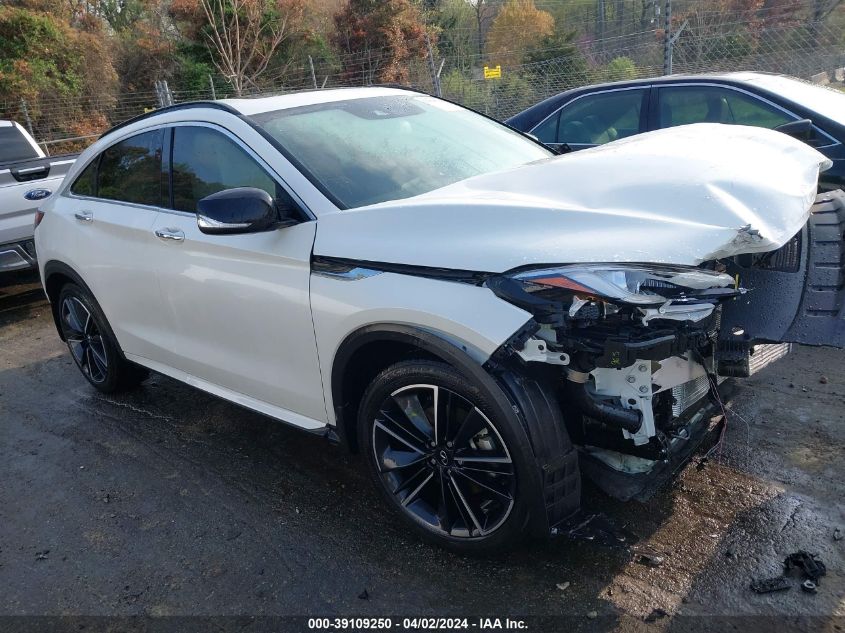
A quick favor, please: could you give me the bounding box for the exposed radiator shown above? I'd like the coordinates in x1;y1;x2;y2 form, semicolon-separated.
671;374;711;417
748;342;792;375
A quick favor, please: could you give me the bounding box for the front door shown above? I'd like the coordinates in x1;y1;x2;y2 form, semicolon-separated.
150;124;326;428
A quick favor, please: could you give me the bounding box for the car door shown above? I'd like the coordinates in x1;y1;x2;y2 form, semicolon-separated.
62;128;170;360
652;84;798;132
530;87;649;152
149;123;326;427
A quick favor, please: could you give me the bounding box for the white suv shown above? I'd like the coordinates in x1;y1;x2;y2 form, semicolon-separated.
35;87;843;551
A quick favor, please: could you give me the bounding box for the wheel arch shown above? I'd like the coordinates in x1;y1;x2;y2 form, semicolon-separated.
43;260;92;342
331;324;492;453
332;323;581;538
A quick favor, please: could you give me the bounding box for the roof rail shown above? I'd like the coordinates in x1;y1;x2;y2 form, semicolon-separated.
99;101;241;139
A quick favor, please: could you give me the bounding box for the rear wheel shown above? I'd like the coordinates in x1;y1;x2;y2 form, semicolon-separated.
359;360;533;552
58;283;148;393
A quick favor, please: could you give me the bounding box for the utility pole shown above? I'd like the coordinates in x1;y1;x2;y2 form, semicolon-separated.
662;0;672;75
208;74;216;100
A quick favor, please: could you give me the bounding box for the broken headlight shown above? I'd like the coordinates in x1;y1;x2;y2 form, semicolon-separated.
509;265;736;307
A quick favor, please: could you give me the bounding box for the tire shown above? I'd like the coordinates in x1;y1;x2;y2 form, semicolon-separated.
57;282;148;393
358;359;537;552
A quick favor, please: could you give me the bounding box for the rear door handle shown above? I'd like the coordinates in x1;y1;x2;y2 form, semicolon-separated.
155;227;185;242
74;211;93;223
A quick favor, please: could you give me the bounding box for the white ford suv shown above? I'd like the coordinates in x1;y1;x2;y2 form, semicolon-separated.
35;87;844;551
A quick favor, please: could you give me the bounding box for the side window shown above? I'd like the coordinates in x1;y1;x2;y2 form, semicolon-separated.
70;158;98;196
658;86;793;129
531;110;561;143
97;130;164;206
557;89;646;146
171;126;279;213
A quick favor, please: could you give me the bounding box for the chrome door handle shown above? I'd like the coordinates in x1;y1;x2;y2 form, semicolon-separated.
155;227;185;242
74;211;93;222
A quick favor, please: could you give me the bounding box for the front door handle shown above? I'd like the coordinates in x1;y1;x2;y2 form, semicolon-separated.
74;211;93;223
155;227;185;242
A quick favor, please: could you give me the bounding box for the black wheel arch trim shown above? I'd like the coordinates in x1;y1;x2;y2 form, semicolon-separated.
332;323;580;537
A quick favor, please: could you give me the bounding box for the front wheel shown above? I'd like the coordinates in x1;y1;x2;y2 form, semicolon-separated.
358;360;534;552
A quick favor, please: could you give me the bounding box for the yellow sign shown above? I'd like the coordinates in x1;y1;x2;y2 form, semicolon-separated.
483;65;502;80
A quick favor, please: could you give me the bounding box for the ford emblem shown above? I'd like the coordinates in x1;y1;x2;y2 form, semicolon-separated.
25;188;52;201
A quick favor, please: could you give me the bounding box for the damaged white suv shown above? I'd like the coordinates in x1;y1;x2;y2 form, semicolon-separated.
35;88;844;551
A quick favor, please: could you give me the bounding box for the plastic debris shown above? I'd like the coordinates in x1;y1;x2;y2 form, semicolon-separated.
645;608;669;623
586;611;598;620
801;580;818;594
784;551;826;583
750;577;791;594
556;582;570;592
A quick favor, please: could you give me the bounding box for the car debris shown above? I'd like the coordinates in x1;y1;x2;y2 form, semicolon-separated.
784;550;826;583
801;580;818;594
644;608;669;623
633;547;665;568
833;528;842;541
555;582;570;592
750;576;791;594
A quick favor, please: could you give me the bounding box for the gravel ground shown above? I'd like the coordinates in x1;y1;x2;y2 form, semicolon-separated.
1;270;843;632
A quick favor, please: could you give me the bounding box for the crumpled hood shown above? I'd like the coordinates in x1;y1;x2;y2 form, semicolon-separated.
314;123;831;273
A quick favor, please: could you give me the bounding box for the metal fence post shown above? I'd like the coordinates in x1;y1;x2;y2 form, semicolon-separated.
308;56;318;89
663;0;672;75
426;34;442;97
19;98;35;138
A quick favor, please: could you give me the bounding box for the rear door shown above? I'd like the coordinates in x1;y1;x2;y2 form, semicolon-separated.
149;123;326;427
530;87;650;152
58;128;168;359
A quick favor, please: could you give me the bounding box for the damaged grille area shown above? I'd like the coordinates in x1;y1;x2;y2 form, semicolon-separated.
671;375;711;418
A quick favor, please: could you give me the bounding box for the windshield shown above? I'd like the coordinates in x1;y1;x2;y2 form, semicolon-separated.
251;95;551;209
743;74;845;126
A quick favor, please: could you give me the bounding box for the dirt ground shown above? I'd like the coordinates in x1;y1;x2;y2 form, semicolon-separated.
1;269;843;632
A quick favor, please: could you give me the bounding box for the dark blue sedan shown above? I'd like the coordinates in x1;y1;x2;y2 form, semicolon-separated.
507;72;845;191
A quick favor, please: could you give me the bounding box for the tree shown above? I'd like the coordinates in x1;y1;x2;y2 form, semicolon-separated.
332;0;431;85
172;0;306;95
469;0;500;57
486;0;554;67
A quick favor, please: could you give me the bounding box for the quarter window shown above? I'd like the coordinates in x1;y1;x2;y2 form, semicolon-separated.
658;86;793;129
97;130;164;206
70;158;98;197
171;126;277;212
556;89;646;146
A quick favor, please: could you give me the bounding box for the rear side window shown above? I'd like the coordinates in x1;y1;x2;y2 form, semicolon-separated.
171;126;276;212
557;89;646;145
70;159;98;196
658;86;793;129
0;126;39;163
97;129;164;206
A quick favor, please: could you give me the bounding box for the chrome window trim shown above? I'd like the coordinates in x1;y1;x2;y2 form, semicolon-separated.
312;267;383;281
64;119;317;221
528;85;650;138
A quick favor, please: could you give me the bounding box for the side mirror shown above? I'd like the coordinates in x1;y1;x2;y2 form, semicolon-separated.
197;187;288;235
774;119;814;142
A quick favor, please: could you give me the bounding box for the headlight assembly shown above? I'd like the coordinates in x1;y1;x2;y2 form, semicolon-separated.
509;265;737;306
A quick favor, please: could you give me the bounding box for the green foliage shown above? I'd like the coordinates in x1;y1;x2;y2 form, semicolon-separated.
0;7;85;102
600;56;640;82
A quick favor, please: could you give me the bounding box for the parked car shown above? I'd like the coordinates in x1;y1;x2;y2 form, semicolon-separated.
0;121;77;272
507;72;845;191
35;88;844;551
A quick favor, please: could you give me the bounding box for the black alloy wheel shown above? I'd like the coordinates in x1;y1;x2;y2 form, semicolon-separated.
57;283;149;393
359;360;529;551
61;295;108;384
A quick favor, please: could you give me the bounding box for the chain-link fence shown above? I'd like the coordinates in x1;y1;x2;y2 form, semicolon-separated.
2;1;843;155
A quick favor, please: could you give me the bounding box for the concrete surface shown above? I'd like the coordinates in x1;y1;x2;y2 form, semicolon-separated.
1;270;843;632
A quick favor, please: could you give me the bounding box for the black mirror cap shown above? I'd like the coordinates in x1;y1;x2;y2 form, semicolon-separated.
774;119;814;142
197;187;284;235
